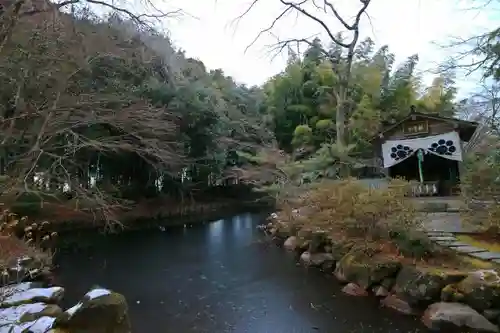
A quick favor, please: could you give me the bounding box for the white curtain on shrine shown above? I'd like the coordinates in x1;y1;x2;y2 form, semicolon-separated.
381;131;463;168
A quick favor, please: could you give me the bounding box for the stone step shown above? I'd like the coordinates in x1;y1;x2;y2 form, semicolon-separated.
426;231;454;237
468;251;500;260
428;236;457;242
452;246;488;254
436;241;470;247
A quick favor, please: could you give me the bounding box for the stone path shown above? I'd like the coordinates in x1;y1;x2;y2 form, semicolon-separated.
422;213;500;264
422;212;478;233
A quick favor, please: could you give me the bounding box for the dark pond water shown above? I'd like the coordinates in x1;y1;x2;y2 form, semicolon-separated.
53;213;429;333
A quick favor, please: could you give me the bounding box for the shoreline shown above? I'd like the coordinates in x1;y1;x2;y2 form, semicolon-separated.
11;198;274;235
261;214;500;333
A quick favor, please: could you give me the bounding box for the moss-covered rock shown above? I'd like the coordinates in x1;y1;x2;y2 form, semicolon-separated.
422;302;499;332
333;249;401;289
392;265;466;307
55;288;131;333
308;230;328;253
442;270;500;311
329;239;355;261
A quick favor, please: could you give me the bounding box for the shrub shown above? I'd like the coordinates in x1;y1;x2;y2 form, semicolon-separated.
461;138;500;230
0;208;56;260
284;178;420;236
275;178;435;258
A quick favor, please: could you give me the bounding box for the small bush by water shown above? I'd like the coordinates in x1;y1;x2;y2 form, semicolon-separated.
274;178;440;260
0;208;54;286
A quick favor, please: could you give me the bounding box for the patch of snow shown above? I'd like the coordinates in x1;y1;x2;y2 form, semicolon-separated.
65;302;82;317
19;316;55;333
0;317;55;333
0;303;47;325
270;213;278;219
0;324;19;333
2;287;63;305
86;288;110;299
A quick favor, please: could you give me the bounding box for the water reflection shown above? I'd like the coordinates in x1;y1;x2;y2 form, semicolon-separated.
54;213;428;333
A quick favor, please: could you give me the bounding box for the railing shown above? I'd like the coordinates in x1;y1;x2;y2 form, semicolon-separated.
358;178;439;197
410;181;438;197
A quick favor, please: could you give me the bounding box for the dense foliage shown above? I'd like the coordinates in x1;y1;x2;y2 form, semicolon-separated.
264;39;457;155
0;0;498;224
0;4;273;219
239;37;460;189
271;178;442;260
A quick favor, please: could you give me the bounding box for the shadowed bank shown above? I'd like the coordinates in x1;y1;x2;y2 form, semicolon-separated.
53;213;428;333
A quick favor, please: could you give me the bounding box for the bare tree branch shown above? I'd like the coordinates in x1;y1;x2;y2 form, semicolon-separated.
0;2;187;224
237;1;372;153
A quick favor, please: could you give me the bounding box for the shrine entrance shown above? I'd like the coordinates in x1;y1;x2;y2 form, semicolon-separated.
371;110;479;197
389;150;460;196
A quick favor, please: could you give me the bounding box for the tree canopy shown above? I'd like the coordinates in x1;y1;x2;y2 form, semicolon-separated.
0;3;273;220
0;0;497;220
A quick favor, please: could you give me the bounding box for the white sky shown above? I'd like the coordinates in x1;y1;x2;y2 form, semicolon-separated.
159;0;499;96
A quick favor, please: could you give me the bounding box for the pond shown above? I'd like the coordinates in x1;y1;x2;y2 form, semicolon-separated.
53;213;429;332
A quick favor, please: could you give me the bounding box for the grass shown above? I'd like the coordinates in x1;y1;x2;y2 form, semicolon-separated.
456;234;500;253
460;256;497;269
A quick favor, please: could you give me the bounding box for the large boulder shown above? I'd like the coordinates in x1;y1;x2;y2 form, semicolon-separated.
334;249;401;289
55;287;131;333
422;302;498;332
283;236;299;251
442;270;500;312
0;282;64;332
391;265;466;308
0;283;131;333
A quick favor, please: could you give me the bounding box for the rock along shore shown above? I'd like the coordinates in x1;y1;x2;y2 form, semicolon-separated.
0;255;130;333
0;281;130;333
259;214;500;333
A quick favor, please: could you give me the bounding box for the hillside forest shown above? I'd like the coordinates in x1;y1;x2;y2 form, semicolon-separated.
0;0;499;224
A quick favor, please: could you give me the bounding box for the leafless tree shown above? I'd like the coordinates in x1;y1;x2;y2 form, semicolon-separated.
0;1;185;222
235;0;372;150
457;83;500;130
